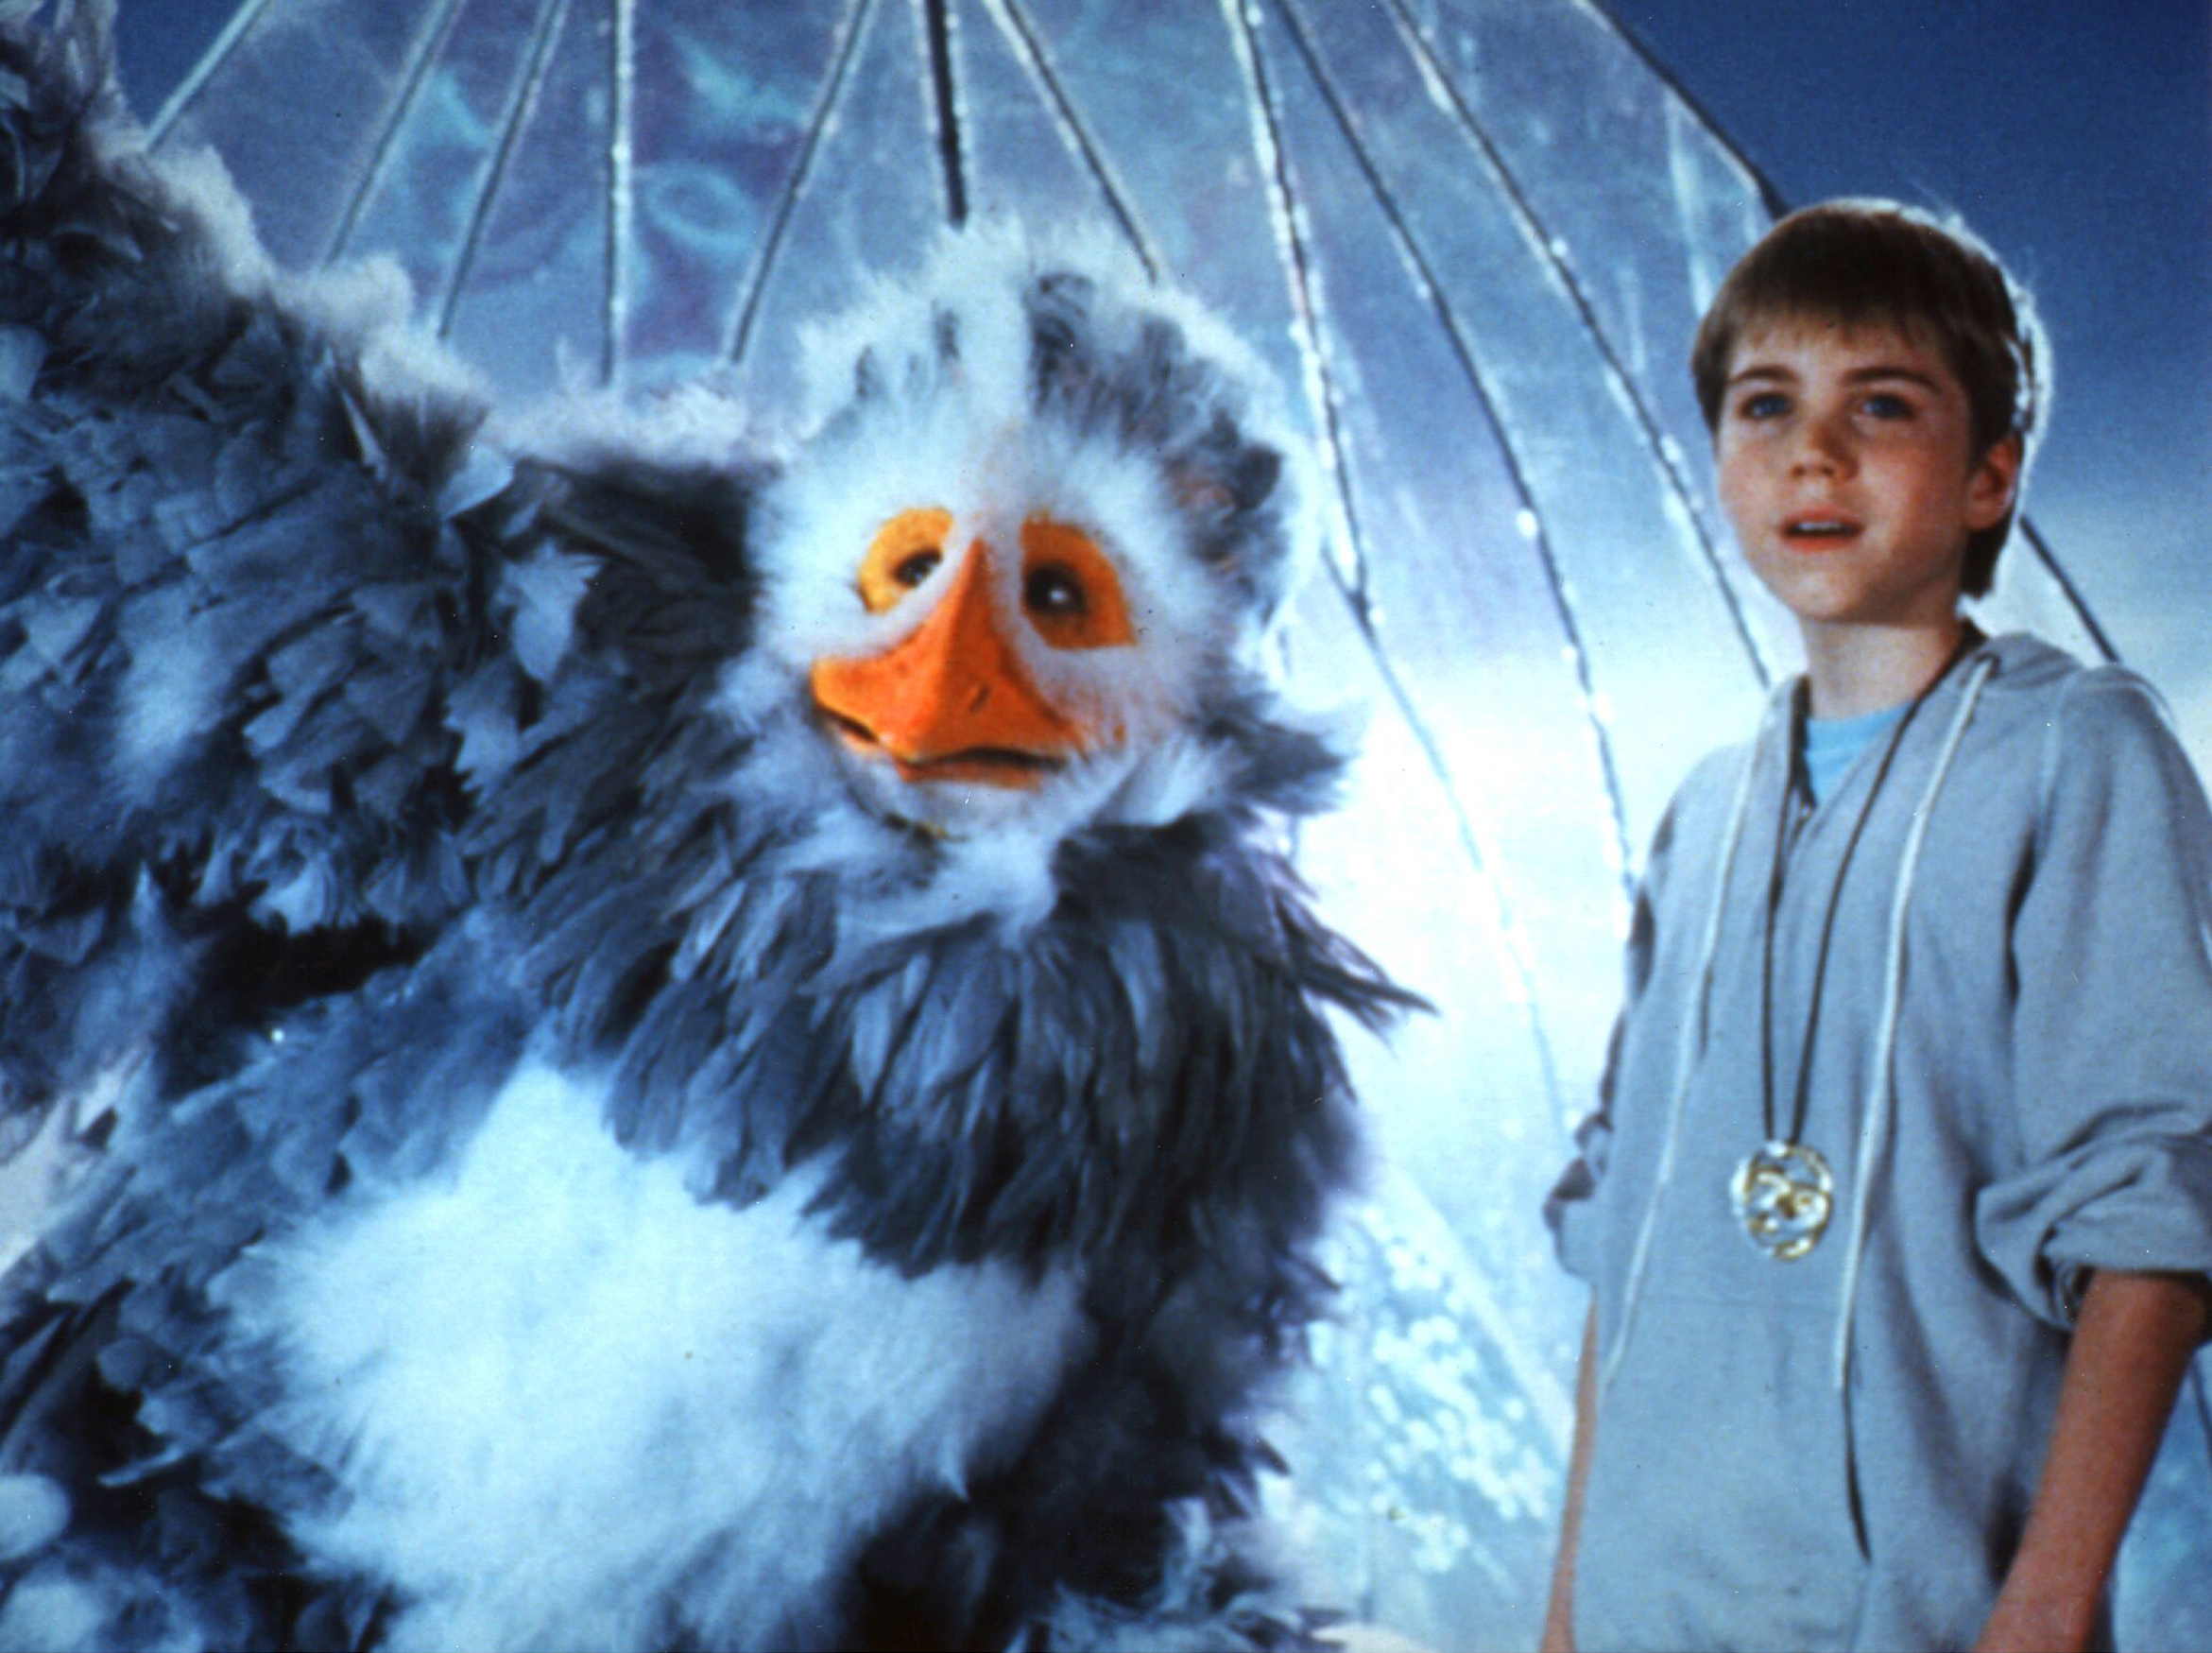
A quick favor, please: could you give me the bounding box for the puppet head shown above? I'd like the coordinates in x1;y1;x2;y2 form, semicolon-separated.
746;228;1319;853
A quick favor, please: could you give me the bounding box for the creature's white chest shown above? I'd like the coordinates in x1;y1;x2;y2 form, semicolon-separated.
215;1064;1089;1652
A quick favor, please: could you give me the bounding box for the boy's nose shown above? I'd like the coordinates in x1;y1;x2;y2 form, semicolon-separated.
1789;416;1854;478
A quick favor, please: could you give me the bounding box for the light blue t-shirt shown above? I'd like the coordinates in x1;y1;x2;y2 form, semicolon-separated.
1801;702;1909;804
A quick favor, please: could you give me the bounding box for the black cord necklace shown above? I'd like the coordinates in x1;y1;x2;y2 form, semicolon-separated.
1730;630;1977;1261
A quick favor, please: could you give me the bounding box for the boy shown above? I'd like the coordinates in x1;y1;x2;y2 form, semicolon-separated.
1540;201;2212;1652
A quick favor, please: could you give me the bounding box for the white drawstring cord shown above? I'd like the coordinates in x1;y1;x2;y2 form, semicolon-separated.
1600;699;1779;1394
1832;656;1995;1388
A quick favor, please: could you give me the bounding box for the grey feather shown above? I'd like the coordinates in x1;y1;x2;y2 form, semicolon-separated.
0;9;1425;1647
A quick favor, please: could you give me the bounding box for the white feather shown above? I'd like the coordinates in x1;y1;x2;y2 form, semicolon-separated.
711;668;1261;949
500;544;594;681
0;1571;108;1652
219;153;489;409
0;1475;68;1562
698;229;1333;926
214;1063;1090;1652
758;368;1231;713
115;608;218;780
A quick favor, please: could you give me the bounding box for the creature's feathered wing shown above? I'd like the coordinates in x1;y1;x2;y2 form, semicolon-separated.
0;11;1432;1646
0;7;779;1149
19;0;2212;1645
0;17;484;1133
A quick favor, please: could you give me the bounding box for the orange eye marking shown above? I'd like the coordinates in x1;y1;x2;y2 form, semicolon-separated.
1019;517;1134;650
858;507;953;614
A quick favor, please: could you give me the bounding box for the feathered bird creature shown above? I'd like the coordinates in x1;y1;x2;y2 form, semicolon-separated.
0;7;1417;1648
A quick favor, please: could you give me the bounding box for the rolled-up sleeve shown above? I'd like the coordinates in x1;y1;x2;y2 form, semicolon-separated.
1975;672;2212;1327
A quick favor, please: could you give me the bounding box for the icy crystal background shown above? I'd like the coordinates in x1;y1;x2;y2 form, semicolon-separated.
50;1;2212;1645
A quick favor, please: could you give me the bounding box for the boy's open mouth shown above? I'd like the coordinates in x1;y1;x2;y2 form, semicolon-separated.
1782;512;1863;547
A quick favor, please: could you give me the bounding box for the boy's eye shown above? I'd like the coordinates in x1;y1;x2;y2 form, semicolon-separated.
1859;392;1914;420
1737;390;1790;421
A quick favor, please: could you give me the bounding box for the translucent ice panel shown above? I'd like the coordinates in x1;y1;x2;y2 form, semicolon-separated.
619;4;850;383
328;0;551;322
720;0;942;422
155;0;444;267
442;0;610;395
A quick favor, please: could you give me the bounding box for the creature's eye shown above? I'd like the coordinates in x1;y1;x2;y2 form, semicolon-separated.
1025;564;1086;617
858;507;953;614
1020;517;1134;650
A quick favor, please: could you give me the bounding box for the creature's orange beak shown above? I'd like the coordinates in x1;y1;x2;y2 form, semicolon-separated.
810;543;1091;788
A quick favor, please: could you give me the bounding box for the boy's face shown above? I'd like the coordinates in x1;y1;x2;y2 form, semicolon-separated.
1714;314;2018;631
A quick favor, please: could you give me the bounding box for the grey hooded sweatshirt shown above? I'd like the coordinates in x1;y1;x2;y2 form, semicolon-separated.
1548;631;2212;1651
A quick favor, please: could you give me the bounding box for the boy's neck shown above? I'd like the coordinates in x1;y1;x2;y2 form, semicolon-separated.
1798;615;1970;719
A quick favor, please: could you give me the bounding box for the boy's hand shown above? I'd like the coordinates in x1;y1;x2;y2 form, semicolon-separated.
1974;1269;2212;1653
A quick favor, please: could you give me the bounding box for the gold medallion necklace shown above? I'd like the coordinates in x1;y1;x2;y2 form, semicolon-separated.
1731;635;1973;1261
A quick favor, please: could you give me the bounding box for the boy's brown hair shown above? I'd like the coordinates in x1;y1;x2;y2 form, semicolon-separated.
1690;200;2046;598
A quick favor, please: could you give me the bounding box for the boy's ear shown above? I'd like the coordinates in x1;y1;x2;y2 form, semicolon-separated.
1965;434;2023;531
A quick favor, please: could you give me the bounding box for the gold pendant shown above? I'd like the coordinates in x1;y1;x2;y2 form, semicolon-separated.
1730;1141;1834;1261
